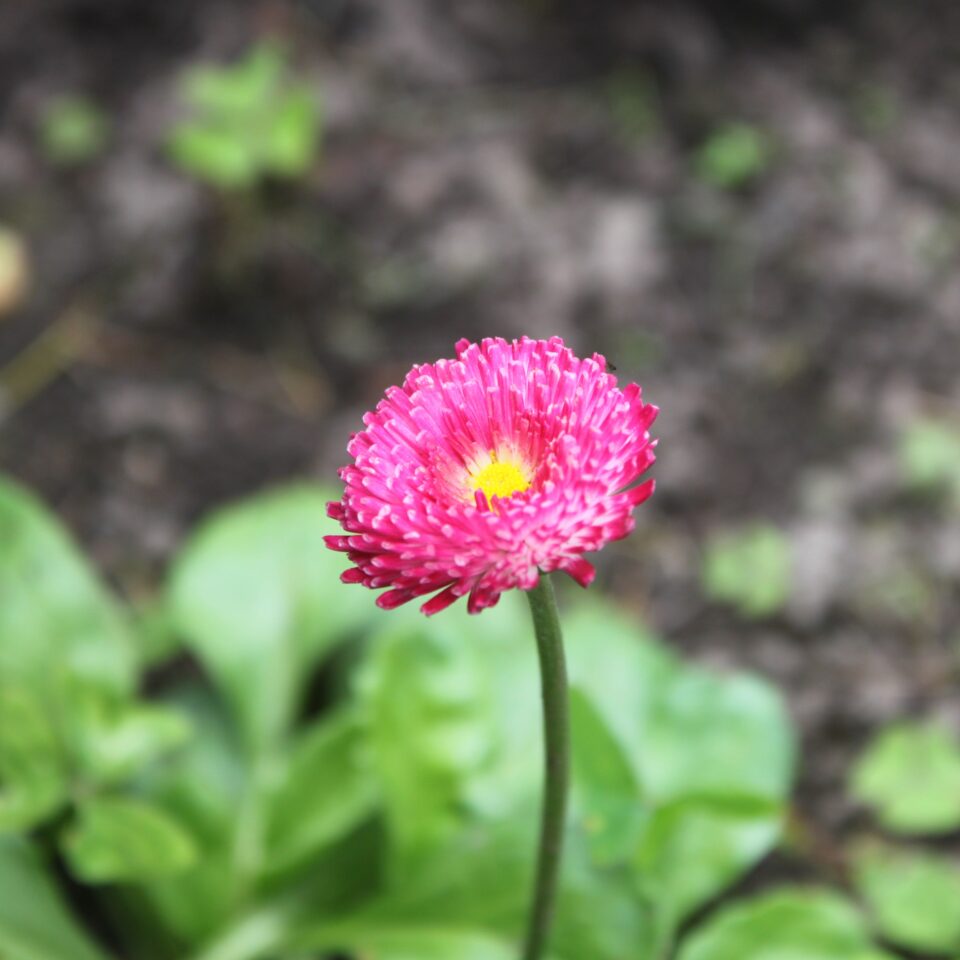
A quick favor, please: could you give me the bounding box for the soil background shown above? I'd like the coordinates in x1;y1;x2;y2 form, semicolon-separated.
3;1;960;954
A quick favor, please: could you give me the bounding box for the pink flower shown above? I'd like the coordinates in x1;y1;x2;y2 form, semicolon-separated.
325;337;658;615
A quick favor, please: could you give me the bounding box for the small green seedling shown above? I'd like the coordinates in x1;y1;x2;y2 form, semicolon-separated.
168;42;320;190
702;523;792;618
696;123;772;189
40;96;110;166
899;417;960;505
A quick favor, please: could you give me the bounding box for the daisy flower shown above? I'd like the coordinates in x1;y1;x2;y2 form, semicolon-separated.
325;336;658;615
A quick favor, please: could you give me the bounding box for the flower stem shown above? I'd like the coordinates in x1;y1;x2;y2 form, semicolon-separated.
523;574;569;960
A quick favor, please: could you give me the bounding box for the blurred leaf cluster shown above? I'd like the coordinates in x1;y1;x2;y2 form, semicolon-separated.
167;43;321;190
696;123;773;189
39;96;110;167
0;477;801;960
847;722;960;956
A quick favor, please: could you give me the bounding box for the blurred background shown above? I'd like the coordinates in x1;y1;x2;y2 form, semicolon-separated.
2;0;960;939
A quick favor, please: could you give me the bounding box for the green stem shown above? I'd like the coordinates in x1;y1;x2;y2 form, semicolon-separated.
522;574;570;960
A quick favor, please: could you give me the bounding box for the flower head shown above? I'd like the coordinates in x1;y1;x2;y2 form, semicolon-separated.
325;337;658;615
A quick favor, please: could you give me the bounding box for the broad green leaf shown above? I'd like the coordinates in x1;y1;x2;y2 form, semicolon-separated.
850;723;960;834
677;887;896;960
0;477;134;697
702;524;792;618
71;688;190;787
640;668;795;804
169;485;368;753
853;841;960;954
63;797;198;883
0;686;67;831
565;599;795;941
569;686;644;866
263;707;379;878
0;836;110;960
636;795;782;945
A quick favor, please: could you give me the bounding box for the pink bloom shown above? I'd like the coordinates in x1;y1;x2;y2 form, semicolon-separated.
325;337;658;615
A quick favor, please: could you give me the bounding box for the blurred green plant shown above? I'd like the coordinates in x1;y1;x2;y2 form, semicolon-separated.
695;123;773;189
899;417;960;506
702;523;792;619
674;888;897;960
39;96;110;167
851;841;960;955
849;722;960;835
0;475;803;960
168;43;320;190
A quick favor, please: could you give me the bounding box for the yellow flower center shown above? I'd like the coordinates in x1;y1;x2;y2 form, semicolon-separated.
471;454;530;501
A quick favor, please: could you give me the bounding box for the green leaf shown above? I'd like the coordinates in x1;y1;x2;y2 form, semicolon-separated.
0;686;67;831
853;841;960;954
182;45;284;117
564;599;795;943
304;923;527;960
636;795;783;943
359;615;512;869
262;88;319;176
0;477;135;697
0;836;110;960
318;818;655;960
263;707;379;878
899;418;960;499
169;484;369;754
135;686;246;945
568;686;644;866
696;123;773;189
677;887;896;960
850;722;960;834
640;668;795;804
702;524;792;618
170;42;319;189
63;797;198;883
167;124;257;189
71;688;191;787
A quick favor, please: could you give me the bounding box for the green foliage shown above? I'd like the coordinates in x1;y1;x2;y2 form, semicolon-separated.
168;43;320;190
696;123;773;189
262;707;379;879
0;837;110;960
852;841;960;954
0;475;800;960
63;797;199;883
0;477;135;697
899;417;960;504
849;722;960;835
40;96;110;166
702;523;792;618
675;888;897;960
169;484;370;754
0;686;67;831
